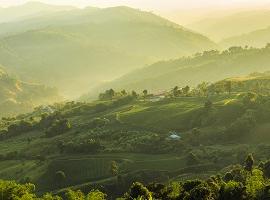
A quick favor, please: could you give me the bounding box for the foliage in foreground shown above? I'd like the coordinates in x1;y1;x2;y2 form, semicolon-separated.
0;179;106;200
120;157;270;200
2;155;270;200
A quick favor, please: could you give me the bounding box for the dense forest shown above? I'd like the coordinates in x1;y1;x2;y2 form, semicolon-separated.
2;154;270;200
2;74;270;198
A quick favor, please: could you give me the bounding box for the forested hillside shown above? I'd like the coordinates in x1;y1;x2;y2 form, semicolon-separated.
90;45;270;97
2;156;270;200
1;2;270;200
2;75;270;198
0;66;61;116
0;5;216;97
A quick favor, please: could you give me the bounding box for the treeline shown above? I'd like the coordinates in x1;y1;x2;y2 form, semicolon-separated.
3;154;270;199
58;139;104;154
0;179;106;200
98;73;266;102
120;154;270;200
99;89;150;101
169;81;232;98
0;110;71;141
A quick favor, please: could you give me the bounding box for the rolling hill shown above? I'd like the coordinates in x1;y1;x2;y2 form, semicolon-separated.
1;76;270;197
187;10;270;41
0;5;217;98
220;26;270;48
88;45;270;97
0;66;61;117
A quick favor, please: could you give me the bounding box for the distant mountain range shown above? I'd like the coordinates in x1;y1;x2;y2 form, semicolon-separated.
0;66;61;117
0;3;217;98
3;3;270;101
220;26;270;48
187;10;270;41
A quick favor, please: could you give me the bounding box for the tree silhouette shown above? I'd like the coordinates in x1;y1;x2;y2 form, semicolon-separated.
244;154;254;172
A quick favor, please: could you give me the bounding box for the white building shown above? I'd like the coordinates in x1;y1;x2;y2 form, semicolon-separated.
168;131;181;140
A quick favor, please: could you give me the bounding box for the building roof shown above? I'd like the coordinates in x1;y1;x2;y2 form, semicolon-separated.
169;134;181;139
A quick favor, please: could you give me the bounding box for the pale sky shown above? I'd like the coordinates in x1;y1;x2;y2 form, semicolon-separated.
1;0;270;11
1;0;270;25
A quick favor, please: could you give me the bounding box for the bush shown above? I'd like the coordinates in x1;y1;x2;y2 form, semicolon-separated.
225;110;256;140
6;120;33;137
61;139;104;154
125;182;152;200
87;190;107;200
111;95;135;107
54;171;66;186
45;119;71;137
89;118;109;129
220;181;247;200
0;180;36;199
186;153;200;166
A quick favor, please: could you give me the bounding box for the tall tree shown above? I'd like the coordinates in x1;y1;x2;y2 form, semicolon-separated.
173;86;179;97
182;85;190;96
110;161;119;176
143;90;148;98
244;154;254;172
224;81;232;94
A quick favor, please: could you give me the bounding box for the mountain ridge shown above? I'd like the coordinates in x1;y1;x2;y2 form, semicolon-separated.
220;26;270;48
84;45;270;99
0;6;217;98
187;9;270;41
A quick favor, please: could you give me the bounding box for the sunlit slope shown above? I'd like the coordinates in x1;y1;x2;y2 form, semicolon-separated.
220;26;270;48
0;89;268;193
95;46;270;94
0;95;241;187
0;6;216;97
0;66;61;116
187;10;270;41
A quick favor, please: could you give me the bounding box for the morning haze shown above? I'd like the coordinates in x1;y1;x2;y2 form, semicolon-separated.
1;0;270;199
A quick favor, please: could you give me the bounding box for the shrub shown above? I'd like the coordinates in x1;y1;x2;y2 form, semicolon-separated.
89;118;109;129
186;152;200;166
54;171;66;186
45;119;71;137
61;139;104;154
219;181;247;200
0;180;36;199
87;190;107;200
125;182;152;200
7;120;33;137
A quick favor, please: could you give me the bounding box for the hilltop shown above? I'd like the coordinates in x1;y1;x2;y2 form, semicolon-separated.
0;5;217;97
0;66;61;117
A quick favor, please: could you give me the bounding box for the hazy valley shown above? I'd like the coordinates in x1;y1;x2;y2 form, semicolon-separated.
1;1;270;200
0;4;216;98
